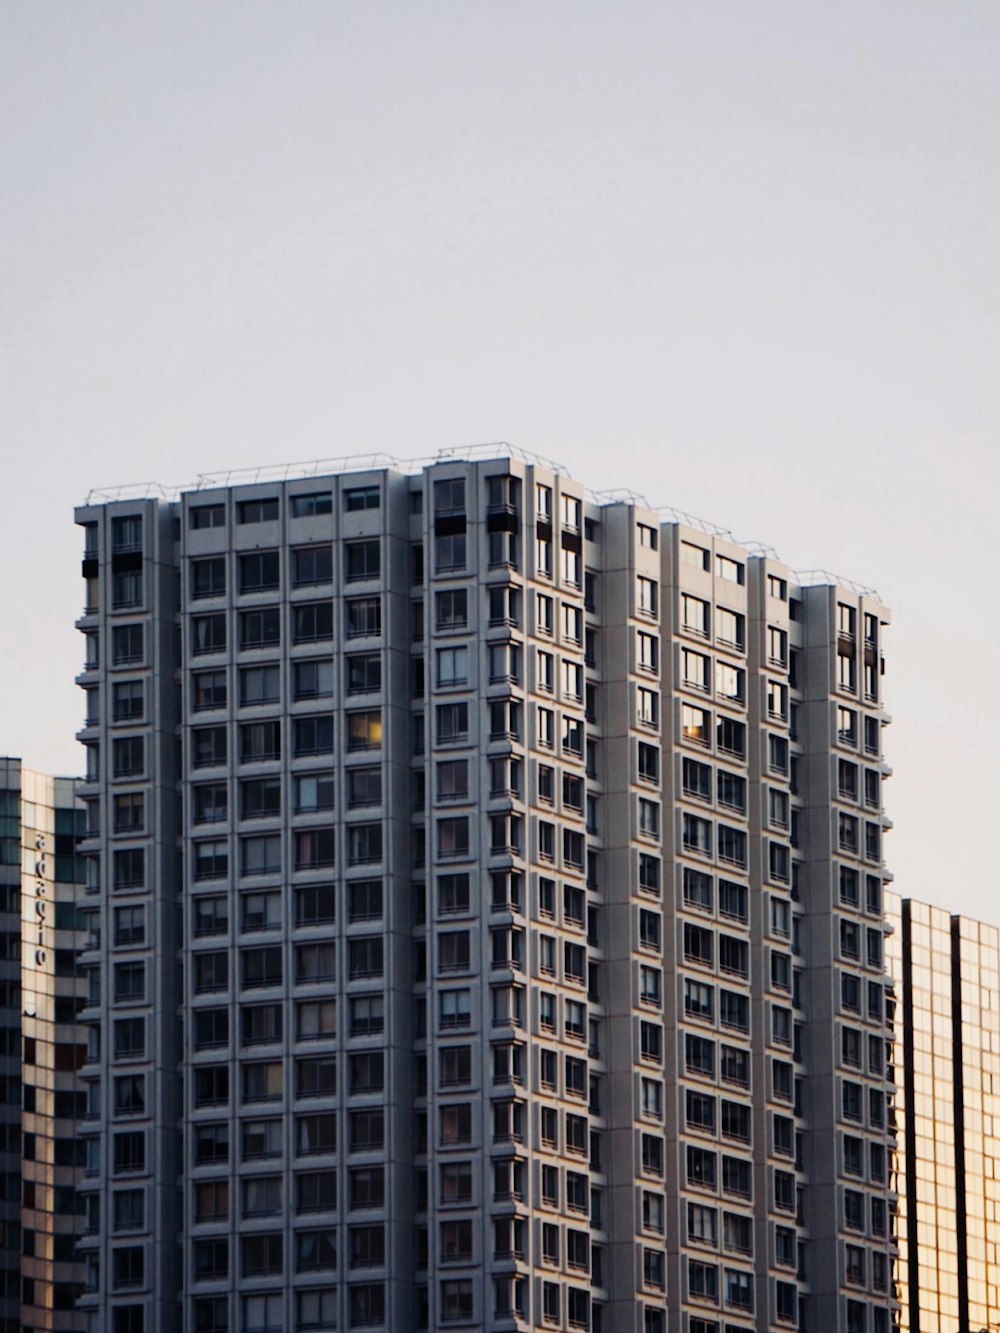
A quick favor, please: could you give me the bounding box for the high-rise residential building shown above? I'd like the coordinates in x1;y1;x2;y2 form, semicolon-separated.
0;757;87;1332
885;893;1000;1333
72;448;897;1333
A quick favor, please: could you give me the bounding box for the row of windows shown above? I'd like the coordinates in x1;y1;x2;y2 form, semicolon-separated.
191;655;381;710
189;823;384;880
190;1286;381;1333
686;1257;755;1311
194;997;345;1049
678;541;746;586
434;585;597;660
190;941;384;993
191;883;366;935
190;713;383;767
188;599;382;655
190;542;378;599
680;595;746;651
840;974;890;1028
91;824;378;893
189;487;379;528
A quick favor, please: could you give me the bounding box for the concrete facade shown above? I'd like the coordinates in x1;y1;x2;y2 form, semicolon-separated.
72;451;898;1333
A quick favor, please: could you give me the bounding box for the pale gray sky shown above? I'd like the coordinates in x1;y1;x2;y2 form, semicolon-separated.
2;1;997;916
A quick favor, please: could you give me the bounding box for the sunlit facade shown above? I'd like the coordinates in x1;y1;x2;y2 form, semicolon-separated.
887;894;1000;1333
72;449;897;1333
0;758;87;1332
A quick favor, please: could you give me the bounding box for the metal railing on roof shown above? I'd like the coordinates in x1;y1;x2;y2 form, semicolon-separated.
434;442;571;474
84;443;578;504
794;569;883;603
83;481;189;504
194;453;405;489
590;486;653;509
655;505;737;541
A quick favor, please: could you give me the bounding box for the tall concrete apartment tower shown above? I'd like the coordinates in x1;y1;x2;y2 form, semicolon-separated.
73;449;897;1333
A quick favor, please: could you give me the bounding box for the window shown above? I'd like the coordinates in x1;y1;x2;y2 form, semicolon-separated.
241;835;281;877
715;552;743;584
341;482;378;511
638;798;660;838
113;1130;145;1175
292;544;333;588
346;539;381;581
688;1257;719;1302
716;607;745;649
190;614;226;657
687;1089;716;1133
114;959;146;1002
720;991;749;1033
637;742;659;784
293;601;334;643
639;964;662;1007
113;679;146;721
686;1034;715;1077
637;520;658;550
637;687;659;727
193;839;228;882
238;720;279;763
435;533;467;572
716;661;744;701
111;514;143;552
114;792;145;833
113;903;146;947
720;1045;749;1087
724;1269;753;1311
718;715;746;758
719;934;748;977
238;550;279;594
240;607;280;650
720;879;746;922
110;567;142;609
347;710;382;751
346;597;382;638
687;1202;718;1248
242;946;282;990
326;482;373;514
112;736;144;778
683;814;712;856
684;979;714;1021
190;503;224;529
718;825;746;867
437;646;469;688
237;497;279;524
683;594;710;636
348;935;384;978
684;867;712;911
721;1102;751;1146
722;1156;752;1199
717;770;746;812
296;942;336;982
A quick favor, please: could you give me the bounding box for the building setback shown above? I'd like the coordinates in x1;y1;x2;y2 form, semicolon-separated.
72;449;898;1333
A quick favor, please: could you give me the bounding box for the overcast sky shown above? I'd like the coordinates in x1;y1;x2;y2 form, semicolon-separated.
2;1;997;917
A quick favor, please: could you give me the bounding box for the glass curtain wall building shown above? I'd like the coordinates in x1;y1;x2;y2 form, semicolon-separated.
72;451;898;1333
0;757;87;1332
885;893;1000;1333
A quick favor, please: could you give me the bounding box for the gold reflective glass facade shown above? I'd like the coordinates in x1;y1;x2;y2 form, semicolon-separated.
889;894;1000;1333
0;758;87;1331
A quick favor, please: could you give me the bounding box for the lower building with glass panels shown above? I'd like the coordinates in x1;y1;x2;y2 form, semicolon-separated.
0;757;87;1332
886;893;1000;1333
